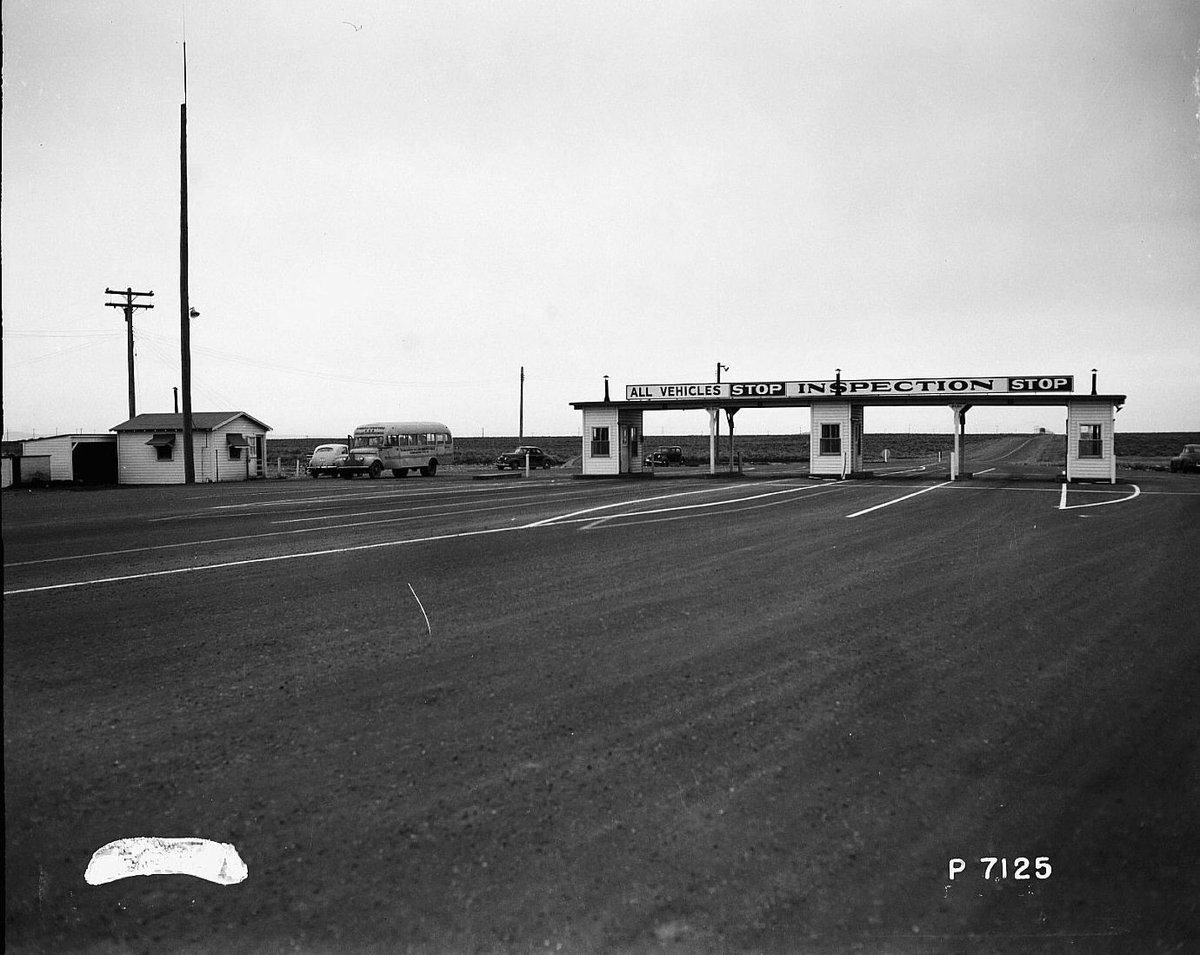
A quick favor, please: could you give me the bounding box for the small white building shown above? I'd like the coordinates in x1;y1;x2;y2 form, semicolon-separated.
111;412;271;484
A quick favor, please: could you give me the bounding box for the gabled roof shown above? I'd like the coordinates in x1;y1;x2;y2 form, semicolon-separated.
111;412;272;433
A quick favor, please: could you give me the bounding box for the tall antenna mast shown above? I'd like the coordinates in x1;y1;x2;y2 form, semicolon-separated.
180;41;196;483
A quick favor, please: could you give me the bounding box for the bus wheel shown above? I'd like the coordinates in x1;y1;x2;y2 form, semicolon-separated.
368;461;383;479
392;468;408;478
421;461;438;477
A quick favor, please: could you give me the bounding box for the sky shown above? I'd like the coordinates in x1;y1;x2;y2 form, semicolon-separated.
3;0;1198;440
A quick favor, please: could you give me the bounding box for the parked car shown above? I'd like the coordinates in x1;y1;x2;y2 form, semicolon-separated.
307;443;348;477
497;446;557;470
644;446;684;467
1169;444;1200;473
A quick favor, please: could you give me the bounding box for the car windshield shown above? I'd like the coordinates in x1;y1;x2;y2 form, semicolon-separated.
1185;445;1200;453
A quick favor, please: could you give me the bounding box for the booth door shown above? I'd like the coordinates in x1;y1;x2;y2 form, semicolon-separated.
250;435;265;477
619;426;631;472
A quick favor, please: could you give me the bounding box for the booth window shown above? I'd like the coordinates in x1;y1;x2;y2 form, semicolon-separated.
146;433;175;461
819;423;842;455
227;433;249;460
1078;423;1103;458
591;426;611;457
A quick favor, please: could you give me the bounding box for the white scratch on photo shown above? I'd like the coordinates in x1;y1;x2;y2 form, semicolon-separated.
84;837;248;886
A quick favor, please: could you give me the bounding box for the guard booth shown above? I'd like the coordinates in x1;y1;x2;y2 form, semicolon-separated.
1065;399;1118;483
578;403;646;477
809;402;864;478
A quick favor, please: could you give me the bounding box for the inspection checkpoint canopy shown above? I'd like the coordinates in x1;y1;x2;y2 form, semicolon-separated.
571;375;1126;411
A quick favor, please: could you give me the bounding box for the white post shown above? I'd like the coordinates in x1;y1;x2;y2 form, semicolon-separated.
524;452;530;478
708;409;718;475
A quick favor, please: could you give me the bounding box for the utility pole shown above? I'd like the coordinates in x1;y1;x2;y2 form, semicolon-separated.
105;287;154;419
180;46;195;484
519;366;525;440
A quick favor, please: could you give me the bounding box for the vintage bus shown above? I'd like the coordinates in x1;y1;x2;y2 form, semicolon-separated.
338;421;453;478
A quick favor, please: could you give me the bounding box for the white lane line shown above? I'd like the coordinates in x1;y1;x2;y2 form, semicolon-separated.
975;468;996;475
845;481;952;519
4;526;525;596
578;485;845;530
1058;483;1141;511
576;484;836;529
523;481;808;528
4;500;549;568
997;438;1034;459
269;487;590;525
184;482;532;512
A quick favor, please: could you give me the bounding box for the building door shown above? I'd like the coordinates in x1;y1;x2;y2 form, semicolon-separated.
619;426;631;472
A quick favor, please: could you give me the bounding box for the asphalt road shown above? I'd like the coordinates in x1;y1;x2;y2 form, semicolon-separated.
5;439;1199;953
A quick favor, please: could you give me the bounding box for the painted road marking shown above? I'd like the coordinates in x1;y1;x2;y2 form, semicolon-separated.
579;485;845;530
4;499;554;569
4;526;526;595
845;481;953;519
269;486;589;525
1058;483;1141;511
525;481;824;528
576;484;840;530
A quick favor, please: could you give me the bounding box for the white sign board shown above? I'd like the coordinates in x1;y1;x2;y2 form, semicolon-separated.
626;376;1074;401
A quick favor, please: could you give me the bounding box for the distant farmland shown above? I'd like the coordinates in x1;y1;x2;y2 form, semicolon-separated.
264;432;1197;473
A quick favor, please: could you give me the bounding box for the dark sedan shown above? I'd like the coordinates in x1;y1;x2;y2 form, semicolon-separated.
496;446;558;470
1169;444;1200;473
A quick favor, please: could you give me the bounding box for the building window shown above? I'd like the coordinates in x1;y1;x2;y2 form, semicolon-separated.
819;423;842;455
1078;423;1103;458
591;426;610;457
146;433;175;461
227;433;249;460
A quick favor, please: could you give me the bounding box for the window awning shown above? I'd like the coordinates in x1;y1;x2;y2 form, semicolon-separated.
145;433;176;447
226;433;249;447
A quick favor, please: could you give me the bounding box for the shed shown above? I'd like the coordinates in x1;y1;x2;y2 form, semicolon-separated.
17;434;119;484
111;412;272;484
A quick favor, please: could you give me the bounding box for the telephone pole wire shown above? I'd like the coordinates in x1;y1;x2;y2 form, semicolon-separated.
105;287;154;419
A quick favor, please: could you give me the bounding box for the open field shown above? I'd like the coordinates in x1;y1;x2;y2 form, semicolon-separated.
5;438;1199;953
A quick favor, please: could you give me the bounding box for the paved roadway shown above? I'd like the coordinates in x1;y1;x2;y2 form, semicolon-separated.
5;442;1198;953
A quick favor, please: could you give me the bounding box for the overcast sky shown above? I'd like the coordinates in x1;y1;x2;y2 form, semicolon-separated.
3;0;1198;439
